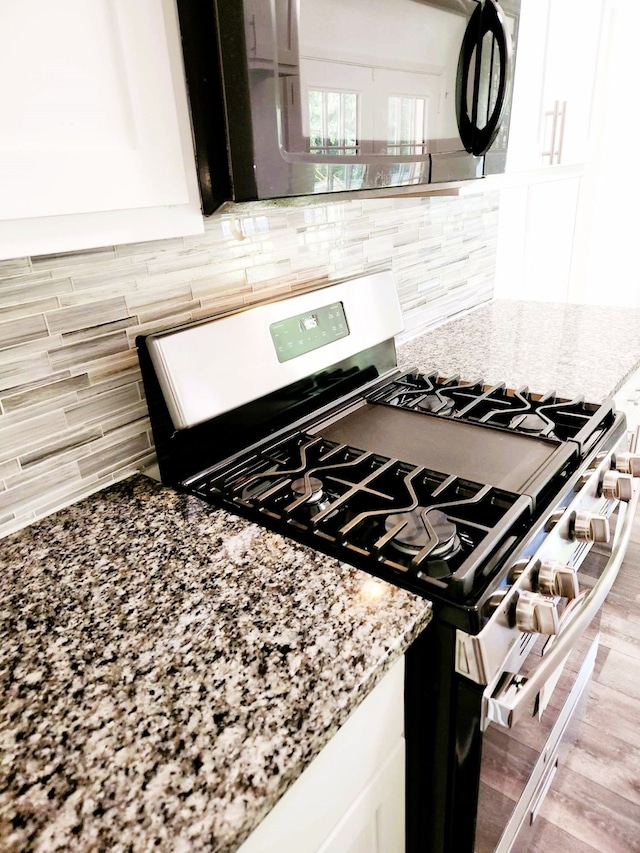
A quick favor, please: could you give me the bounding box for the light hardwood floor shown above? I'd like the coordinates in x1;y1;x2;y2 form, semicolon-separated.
530;511;640;852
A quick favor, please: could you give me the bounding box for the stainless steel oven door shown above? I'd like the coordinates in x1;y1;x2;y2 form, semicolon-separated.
476;613;598;852
475;478;639;852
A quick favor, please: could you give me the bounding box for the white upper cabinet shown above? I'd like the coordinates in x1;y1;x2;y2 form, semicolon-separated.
507;0;605;171
0;0;203;260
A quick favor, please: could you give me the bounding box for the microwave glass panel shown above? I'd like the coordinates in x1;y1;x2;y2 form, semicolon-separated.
313;163;368;193
286;0;471;159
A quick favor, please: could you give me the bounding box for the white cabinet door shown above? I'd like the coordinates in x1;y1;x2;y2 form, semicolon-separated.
317;740;405;853
0;0;202;259
494;176;581;302
507;0;604;171
505;0;549;172
541;0;603;166
238;659;405;853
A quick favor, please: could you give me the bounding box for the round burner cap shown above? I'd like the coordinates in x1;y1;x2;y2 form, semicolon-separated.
291;476;324;503
509;413;549;433
417;394;455;415
426;510;458;555
385;508;459;557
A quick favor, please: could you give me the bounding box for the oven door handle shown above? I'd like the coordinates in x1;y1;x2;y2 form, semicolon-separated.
485;479;639;730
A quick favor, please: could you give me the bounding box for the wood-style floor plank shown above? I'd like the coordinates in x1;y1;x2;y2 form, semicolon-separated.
580;680;640;751
564;722;640;805
597;649;640;701
528;818;600;853
537;763;640;853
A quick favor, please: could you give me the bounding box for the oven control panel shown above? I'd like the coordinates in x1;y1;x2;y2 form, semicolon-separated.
270;301;349;362
455;441;638;686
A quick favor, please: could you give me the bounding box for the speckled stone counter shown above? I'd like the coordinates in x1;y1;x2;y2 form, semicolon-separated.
0;477;432;853
4;298;639;853
398;299;640;401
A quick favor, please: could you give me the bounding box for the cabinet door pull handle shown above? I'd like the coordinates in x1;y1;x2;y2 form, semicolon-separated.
545;101;560;165
556;100;567;165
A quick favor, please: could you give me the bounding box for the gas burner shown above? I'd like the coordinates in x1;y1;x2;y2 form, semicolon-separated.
291;476;325;503
289;475;333;517
508;413;551;434
388;393;416;408
367;371;606;443
417;395;455;415
385;508;460;559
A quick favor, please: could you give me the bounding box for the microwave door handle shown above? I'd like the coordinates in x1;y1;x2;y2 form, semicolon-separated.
484;479;640;731
472;0;512;155
456;2;483;152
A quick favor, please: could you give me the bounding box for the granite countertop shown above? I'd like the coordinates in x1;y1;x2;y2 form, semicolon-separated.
0;477;432;853
398;299;640;401
3;298;640;853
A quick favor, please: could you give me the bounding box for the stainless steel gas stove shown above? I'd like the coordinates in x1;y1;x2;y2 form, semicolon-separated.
137;272;639;853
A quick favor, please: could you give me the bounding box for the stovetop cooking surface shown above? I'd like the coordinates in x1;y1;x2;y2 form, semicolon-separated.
185;366;619;626
138;274;621;631
370;370;604;448
314;401;572;498
194;417;535;619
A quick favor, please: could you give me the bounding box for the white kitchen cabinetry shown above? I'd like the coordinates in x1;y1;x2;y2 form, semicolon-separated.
494;175;581;301
507;0;604;172
495;0;609;301
238;658;406;853
0;0;203;261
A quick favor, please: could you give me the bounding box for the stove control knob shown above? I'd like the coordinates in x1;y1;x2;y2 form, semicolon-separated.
544;508;566;532
602;470;633;501
615;452;640;478
538;560;580;599
515;591;560;635
507;558;530;584
573;511;610;544
575;469;598;491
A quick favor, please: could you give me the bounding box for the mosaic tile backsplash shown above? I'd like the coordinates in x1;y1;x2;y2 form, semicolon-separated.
0;192;498;537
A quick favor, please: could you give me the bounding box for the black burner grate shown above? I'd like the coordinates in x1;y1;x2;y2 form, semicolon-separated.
366;370;600;442
197;431;532;604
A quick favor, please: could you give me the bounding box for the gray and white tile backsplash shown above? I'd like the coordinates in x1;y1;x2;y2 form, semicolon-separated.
0;192;498;537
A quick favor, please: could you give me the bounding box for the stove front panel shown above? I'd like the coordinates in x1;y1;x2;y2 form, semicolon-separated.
143;271;403;430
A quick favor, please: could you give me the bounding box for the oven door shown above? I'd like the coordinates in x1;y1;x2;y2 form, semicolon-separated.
476;614;598;852
210;0;519;200
476;480;639;852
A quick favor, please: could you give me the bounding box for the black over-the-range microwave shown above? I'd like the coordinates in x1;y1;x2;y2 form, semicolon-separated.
176;0;521;213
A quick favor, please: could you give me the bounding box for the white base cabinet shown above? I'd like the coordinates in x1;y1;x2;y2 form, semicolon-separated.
238;658;406;853
317;740;405;853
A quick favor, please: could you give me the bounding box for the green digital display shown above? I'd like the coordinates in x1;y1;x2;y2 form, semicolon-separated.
270;301;349;362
